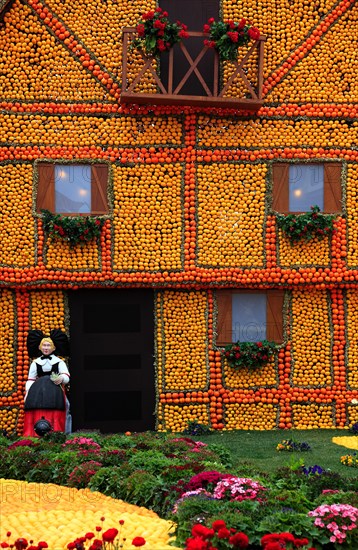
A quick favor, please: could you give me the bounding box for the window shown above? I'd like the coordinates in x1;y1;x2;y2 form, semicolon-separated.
37;163;109;215
216;290;284;346
272;162;342;213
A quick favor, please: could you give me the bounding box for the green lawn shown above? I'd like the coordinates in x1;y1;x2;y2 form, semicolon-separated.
196;429;358;477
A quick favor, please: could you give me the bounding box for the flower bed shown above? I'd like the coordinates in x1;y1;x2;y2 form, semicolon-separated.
1;432;358;549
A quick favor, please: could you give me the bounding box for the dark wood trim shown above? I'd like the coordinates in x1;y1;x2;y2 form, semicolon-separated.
91;164;109;214
37;163;55;212
216;290;233;346
272;164;289;212
324;163;342;213
266;290;284;343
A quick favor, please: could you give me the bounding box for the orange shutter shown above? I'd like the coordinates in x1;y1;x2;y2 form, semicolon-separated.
324;163;342;213
266;290;284;343
216;290;233;346
272;164;289;212
37;163;55;212
91;164;108;214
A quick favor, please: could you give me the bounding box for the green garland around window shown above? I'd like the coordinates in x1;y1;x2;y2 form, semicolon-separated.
222;340;277;370
276;205;336;245
41;209;105;247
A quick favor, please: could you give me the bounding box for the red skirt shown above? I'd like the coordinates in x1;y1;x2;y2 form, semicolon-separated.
23;409;66;437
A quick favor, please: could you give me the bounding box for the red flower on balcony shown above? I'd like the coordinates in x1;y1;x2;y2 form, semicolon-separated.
203;18;261;61
134;8;188;57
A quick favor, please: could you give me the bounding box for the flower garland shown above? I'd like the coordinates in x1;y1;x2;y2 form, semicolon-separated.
134;8;189;57
41;209;105;247
276;205;336;245
223;340;277;370
203;18;261;61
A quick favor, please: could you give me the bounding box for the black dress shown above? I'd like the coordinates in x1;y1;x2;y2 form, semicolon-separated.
24;362;66;411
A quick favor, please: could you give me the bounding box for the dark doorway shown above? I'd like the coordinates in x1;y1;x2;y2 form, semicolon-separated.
68;289;155;433
159;0;219;95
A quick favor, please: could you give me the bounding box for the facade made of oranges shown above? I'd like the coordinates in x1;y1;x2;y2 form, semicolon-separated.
0;0;357;434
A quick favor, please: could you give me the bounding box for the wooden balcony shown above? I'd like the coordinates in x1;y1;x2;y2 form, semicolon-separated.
121;28;266;110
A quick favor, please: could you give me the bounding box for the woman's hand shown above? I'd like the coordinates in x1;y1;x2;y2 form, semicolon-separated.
50;373;64;385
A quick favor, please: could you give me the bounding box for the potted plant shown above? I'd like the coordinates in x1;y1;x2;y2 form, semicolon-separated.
222;340;277;370
276;205;336;245
203;18;261;61
134;7;189;57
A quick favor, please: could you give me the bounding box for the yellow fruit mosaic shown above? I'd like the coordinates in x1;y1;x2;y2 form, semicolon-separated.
0;164;35;267
291;403;335;429
30;290;67;334
0;290;16;395
196;163;266;267
113;164;184;272
0;407;18;433
278;233;330;268
0;479;177;549
224;403;278;430
0;114;183;147
156;290;208;391
291;290;332;387
345;289;358;389
160;403;209;432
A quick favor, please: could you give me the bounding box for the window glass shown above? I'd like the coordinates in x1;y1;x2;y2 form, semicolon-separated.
232;293;266;342
55;165;91;213
289;164;324;211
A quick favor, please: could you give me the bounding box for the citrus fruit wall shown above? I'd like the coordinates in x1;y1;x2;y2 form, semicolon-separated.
0;0;357;432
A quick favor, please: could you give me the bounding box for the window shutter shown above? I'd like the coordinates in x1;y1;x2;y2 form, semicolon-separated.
272;164;289;212
91;164;108;214
37;163;55;212
216;290;233;345
266;290;284;343
324;163;342;213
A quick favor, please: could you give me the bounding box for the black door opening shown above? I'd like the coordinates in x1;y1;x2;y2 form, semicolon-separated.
68;289;155;433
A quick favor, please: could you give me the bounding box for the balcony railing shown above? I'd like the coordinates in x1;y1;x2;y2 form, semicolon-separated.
121;28;266;110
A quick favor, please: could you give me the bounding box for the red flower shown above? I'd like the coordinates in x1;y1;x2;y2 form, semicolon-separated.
131;537;146;547
192;524;214;539
237;18;246;30
212;520;226;532
119;520;125;525
102;529;118;543
15;539;28;550
294;539;309;548
1;544;9;548
85;533;95;540
37;544;48;549
227;31;239;42
156;39;167;51
203;24;210;32
208;17;215;24
217;527;230;539
229;532;250;548
136;24;145;36
185;538;210;550
248;26;260;40
179;29;189;38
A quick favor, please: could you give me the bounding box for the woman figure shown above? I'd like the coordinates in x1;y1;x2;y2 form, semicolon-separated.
23;329;71;436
